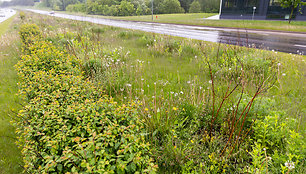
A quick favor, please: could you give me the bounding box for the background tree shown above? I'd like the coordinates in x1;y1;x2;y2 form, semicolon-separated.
280;0;306;23
160;0;185;14
0;0;34;7
66;3;86;12
199;0;219;13
146;0;164;14
38;0;220;15
178;0;193;12
189;0;201;13
118;0;135;16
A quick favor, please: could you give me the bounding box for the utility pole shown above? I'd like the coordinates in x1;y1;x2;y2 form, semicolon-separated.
151;0;153;21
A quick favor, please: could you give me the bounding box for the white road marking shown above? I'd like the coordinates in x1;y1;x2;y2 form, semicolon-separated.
294;44;306;48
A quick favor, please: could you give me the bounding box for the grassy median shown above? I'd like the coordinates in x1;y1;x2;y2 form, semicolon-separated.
16;12;305;173
0;14;23;174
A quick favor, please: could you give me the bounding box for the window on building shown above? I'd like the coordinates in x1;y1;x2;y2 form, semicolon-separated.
222;0;259;14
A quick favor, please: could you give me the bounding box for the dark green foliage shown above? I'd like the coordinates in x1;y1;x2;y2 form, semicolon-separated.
178;0;193;12
118;0;135;16
189;0;202;13
199;0;219;13
280;0;306;23
38;0;219;15
159;0;185;14
66;3;87;12
42;0;83;11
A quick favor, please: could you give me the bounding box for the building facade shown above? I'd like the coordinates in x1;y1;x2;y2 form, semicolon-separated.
220;0;306;20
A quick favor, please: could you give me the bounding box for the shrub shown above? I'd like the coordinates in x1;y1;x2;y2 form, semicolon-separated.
19;11;25;20
19;24;41;53
15;23;158;173
252;114;305;173
66;3;86;13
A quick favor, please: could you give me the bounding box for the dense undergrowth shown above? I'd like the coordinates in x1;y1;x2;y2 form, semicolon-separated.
15;22;157;173
14;12;305;173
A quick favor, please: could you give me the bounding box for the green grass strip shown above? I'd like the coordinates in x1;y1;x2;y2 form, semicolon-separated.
0;14;17;36
0;14;23;174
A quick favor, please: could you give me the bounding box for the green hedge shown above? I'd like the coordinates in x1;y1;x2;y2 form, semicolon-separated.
14;23;157;173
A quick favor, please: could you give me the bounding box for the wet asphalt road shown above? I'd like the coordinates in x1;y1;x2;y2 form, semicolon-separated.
0;8;16;24
28;9;306;55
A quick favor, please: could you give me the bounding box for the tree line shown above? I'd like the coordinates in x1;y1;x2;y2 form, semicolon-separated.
0;0;38;7
41;0;219;15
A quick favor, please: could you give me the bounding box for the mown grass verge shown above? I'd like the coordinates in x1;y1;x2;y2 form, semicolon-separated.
0;13;17;36
107;15;306;33
0;14;23;174
16;12;306;173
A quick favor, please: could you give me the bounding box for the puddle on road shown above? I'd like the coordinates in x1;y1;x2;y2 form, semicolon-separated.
193;29;306;55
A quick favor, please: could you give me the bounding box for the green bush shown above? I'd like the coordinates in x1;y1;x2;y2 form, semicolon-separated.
19;24;41;53
15;23;157;173
66;3;86;13
252;114;305;173
19;11;25;20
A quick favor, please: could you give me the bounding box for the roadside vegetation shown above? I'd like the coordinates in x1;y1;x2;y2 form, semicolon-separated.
0;14;23;173
12;12;305;173
38;0;219;14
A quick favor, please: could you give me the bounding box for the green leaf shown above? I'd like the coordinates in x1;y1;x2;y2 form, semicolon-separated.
57;164;63;172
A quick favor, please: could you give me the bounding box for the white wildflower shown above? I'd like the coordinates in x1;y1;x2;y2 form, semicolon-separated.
285;161;295;170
